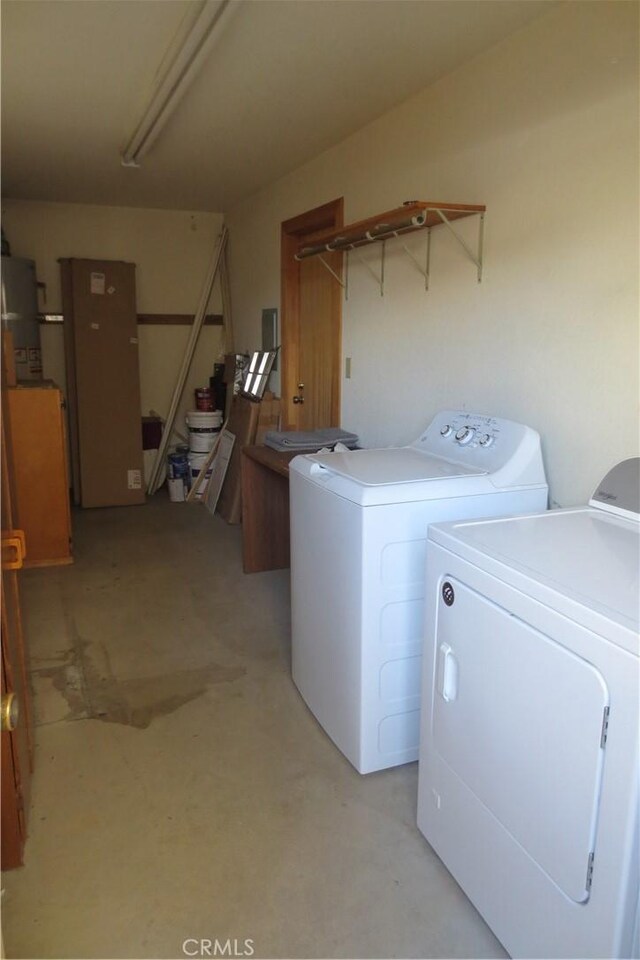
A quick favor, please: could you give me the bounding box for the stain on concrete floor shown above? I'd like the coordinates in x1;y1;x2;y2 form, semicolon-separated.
31;602;245;729
88;661;246;729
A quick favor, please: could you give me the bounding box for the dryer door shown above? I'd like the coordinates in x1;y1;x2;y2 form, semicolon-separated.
432;578;609;903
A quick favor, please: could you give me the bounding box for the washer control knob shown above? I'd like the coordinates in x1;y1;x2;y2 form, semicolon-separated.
440;424;452;438
455;426;475;445
478;433;494;447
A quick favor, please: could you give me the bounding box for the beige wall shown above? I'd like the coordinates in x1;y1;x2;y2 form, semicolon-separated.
225;1;639;507
1;200;226;441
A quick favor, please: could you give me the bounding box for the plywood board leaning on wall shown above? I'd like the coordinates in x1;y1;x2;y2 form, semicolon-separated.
217;396;260;524
204;430;235;515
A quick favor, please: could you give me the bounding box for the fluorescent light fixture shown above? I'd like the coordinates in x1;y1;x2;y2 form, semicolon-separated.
121;0;241;167
240;351;276;400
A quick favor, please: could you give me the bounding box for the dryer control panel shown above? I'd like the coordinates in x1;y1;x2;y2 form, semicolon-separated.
589;457;640;521
411;410;547;490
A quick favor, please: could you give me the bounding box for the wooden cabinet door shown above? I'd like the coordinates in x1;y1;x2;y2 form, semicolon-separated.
8;385;72;567
1;373;33;869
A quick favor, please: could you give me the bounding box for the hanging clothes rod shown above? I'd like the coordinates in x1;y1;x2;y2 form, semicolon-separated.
294;201;485;261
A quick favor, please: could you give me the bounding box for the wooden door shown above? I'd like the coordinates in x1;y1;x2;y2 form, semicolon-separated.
281;199;343;431
1;351;33;869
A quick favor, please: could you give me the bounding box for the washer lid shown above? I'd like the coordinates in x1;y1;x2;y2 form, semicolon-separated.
305;448;486;486
430;508;640;645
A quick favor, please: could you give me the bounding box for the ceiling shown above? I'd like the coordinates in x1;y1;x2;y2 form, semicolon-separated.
1;0;553;213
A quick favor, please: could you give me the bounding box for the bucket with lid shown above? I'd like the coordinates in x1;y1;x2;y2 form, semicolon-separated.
185;410;222;452
188;451;213;499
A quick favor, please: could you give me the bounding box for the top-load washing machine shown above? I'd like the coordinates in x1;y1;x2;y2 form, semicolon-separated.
417;458;639;959
289;409;548;774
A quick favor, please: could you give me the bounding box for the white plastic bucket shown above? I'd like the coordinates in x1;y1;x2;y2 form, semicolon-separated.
185;410;222;453
167;476;186;502
188;451;213;499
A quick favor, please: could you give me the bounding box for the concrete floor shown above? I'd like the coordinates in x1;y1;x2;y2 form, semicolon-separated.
3;497;506;960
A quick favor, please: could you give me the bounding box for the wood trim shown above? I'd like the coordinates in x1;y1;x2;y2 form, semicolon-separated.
136;313;224;326
59;260;81;504
281;230;300;431
40;313;224;326
281;198;344;431
330;246;343;427
282;199;345;238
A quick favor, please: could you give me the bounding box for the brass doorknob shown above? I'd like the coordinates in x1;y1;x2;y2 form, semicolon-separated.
292;396;304;404
1;693;19;732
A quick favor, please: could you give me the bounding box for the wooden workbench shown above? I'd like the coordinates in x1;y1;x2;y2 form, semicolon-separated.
240;446;298;574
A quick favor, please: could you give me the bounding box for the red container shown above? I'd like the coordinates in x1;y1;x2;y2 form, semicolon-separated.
195;387;214;411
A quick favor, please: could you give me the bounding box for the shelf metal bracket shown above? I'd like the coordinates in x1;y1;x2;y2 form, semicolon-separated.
316;254;346;289
352;239;386;296
401;227;431;290
433;208;485;282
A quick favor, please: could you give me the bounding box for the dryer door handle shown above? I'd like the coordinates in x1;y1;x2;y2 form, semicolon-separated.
437;643;459;703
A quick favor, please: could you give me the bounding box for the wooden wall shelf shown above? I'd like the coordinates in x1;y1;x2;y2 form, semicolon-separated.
39;312;224;326
295;201;483;257
294;200;486;293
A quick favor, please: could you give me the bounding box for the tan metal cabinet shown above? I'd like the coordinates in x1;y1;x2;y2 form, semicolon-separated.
60;258;145;508
7;382;73;567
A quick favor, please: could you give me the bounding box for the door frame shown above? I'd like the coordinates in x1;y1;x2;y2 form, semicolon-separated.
280;198;344;430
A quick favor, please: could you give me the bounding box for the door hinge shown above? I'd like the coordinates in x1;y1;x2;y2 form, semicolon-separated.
586;851;595;892
600;706;610;748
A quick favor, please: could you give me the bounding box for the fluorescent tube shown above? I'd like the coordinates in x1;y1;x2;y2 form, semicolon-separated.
121;0;240;167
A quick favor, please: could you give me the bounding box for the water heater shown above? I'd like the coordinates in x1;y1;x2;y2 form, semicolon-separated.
1;256;42;380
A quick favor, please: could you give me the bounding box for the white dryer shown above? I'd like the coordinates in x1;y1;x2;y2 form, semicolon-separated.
417;458;640;959
289;410;548;774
